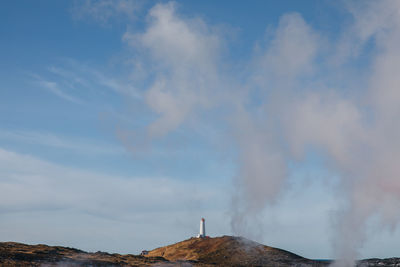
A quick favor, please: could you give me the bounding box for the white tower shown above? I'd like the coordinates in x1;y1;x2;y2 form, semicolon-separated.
197;218;206;238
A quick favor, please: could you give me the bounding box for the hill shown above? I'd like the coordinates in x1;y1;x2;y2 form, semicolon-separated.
147;235;325;266
1;237;399;266
0;242;167;266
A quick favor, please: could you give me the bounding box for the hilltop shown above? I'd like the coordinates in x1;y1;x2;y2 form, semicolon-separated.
147;235;323;266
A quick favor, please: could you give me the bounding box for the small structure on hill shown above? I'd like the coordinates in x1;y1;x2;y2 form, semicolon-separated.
196;218;206;238
140;250;149;256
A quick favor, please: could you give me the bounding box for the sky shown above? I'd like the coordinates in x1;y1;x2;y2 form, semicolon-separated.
1;0;400;264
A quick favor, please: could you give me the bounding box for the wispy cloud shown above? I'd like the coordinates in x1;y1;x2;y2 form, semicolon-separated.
31;74;83;104
72;0;141;25
0;129;124;156
47;66;91;89
47;61;142;99
29;61;142;108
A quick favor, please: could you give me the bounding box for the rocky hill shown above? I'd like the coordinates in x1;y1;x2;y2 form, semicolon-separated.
147;235;323;266
1;236;399;266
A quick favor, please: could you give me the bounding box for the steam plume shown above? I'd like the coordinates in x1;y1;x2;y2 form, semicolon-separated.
120;1;400;265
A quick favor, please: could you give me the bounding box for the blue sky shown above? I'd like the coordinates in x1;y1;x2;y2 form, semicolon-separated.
1;0;400;262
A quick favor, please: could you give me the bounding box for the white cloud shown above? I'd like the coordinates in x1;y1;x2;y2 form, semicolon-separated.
253;13;319;84
346;0;400;42
123;2;222;138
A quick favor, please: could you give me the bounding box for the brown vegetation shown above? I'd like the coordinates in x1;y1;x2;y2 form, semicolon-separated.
0;242;167;266
148;235;325;266
1;237;399;266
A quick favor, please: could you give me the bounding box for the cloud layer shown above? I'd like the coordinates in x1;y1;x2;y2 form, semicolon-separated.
0;147;227;252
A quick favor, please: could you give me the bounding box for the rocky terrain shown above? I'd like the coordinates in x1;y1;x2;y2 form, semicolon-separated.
148;236;323;266
0;242;169;267
1;236;399;266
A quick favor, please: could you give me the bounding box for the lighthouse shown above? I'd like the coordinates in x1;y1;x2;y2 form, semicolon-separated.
197;218;206;238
